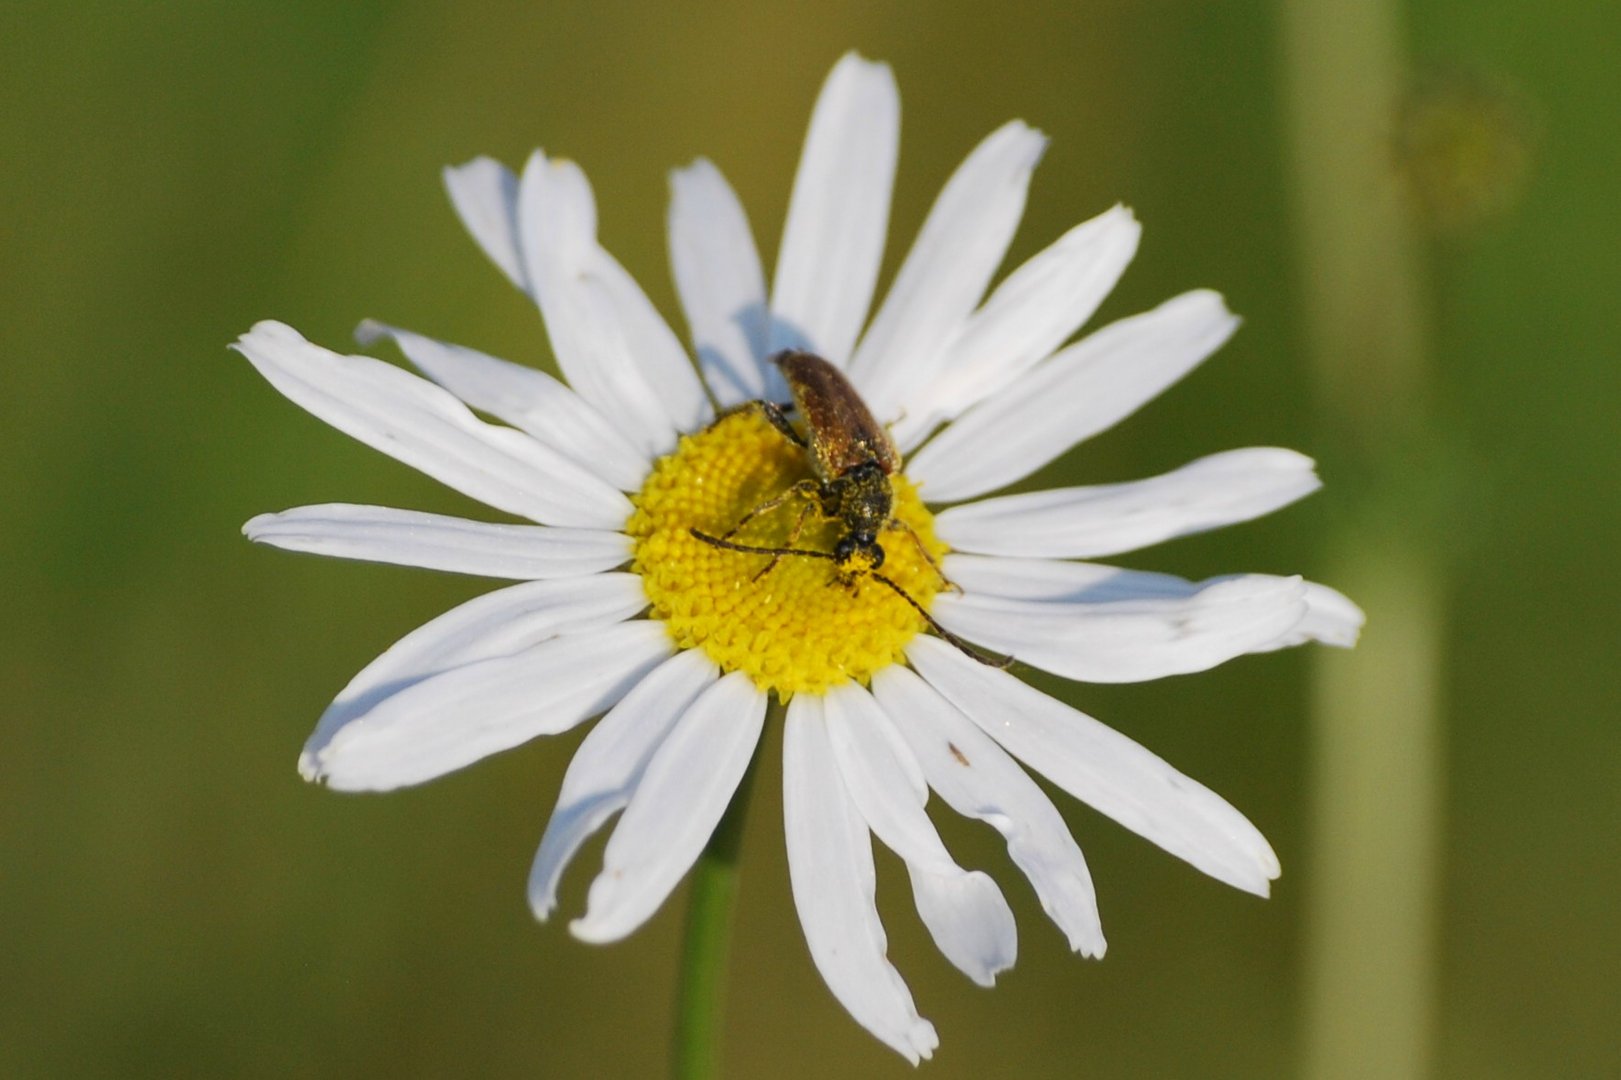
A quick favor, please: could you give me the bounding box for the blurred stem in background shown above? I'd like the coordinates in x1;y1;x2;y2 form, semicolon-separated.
1278;2;1445;1079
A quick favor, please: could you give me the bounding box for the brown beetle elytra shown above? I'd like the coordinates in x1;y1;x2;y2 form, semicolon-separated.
691;350;1009;668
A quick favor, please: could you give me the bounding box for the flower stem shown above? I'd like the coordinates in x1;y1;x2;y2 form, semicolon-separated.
671;698;773;1080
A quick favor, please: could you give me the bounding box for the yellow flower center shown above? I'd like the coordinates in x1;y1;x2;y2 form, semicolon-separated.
628;409;947;697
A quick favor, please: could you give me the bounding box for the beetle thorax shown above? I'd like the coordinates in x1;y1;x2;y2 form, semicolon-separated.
828;461;892;539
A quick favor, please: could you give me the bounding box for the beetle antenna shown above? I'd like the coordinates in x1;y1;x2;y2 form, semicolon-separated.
689;529;837;562
870;571;1013;669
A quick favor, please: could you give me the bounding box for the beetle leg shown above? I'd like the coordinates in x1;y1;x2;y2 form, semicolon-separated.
721;478;821;541
751;500;819;582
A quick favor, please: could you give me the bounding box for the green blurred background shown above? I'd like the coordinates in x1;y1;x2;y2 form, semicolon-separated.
3;2;1615;1077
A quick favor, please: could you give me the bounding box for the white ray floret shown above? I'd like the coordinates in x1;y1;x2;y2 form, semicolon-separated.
233;321;630;528
443;155;527;292
304;574;649;764
667;158;772;408
516;152;712;455
357;320;650;491
823;684;1018;987
872;665;1106;956
529;649;720;920
910;289;1241;500
943;554;1364;651
770;53;899;364
784;695;939;1065
244;504;632;580
572;671;765;943
892;204;1142;449
1259;581;1366;649
933;447;1323;558
304;620;672;792
931;573;1311;683
908;635;1281;896
848;120;1047;422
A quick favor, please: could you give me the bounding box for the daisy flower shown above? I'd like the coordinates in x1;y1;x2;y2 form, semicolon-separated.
236;52;1362;1063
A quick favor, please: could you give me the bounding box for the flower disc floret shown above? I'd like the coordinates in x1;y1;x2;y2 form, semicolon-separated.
629;409;946;695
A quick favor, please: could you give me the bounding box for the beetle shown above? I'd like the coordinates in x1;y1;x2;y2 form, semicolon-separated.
690;350;1007;667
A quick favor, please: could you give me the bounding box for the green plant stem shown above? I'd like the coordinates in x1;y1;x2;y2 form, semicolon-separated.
1279;2;1445;1079
670;699;772;1080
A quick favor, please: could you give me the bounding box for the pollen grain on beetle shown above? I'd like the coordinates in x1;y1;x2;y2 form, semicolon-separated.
627;409;946;696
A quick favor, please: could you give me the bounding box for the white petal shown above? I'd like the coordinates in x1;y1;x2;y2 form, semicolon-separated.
357;321;650;491
517;153;711;455
233;322;631;528
668;158;771;407
932;448;1322;558
769;53;899;366
910;291;1240;501
824;684;1017;987
933;575;1310;683
942;553;1212;602
849;121;1048;421
947;553;1363;654
908;635;1280;896
783;695;938;1064
872;665;1105;956
529;649;720;919
306;574;648;759
571;671;765;943
906;866;1018;990
244;504;631;579
1255;581;1365;650
305;620;672;792
820;684;954;874
444;157;527;292
893;205;1140;449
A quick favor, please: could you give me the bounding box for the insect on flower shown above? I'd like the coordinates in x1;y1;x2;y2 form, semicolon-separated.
691;350;1008;667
